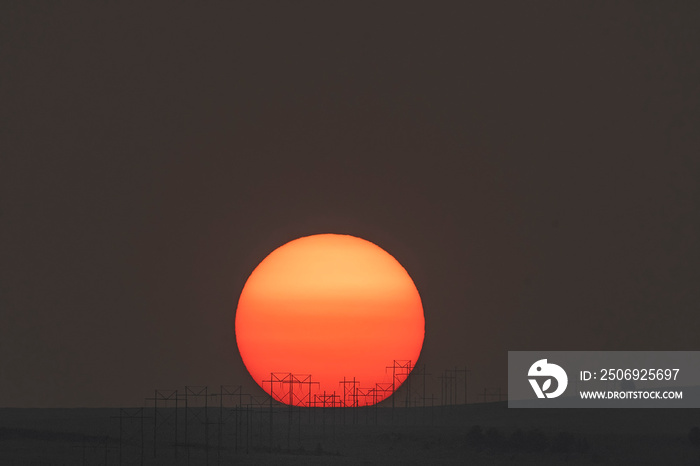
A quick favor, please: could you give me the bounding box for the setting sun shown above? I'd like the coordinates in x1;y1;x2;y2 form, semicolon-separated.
235;234;425;407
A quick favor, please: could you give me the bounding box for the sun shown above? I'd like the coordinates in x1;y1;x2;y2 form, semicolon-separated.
235;234;425;407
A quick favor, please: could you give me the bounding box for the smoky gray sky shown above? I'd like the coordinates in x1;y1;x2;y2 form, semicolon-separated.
1;2;699;407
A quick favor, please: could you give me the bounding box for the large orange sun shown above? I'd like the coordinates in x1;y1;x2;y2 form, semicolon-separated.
235;234;425;407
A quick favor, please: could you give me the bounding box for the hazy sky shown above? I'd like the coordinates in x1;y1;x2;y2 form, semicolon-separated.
1;2;699;407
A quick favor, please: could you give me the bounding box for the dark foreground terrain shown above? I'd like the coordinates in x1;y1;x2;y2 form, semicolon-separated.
1;403;699;465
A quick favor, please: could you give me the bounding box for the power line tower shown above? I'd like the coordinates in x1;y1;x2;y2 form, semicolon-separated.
339;376;360;424
112;408;145;466
339;376;360;408
260;373;318;449
439;369;456;405
439;367;471;405
145;389;178;461
291;374;318;407
313;391;340;439
312;390;340;407
453;367;471;404
245;394;272;450
288;374;317;447
407;364;431;424
183;386;217;465
374;382;393;425
218;385;249;458
404;363;426;408
417;364;432;407
386;360;413;411
355;386;376;424
263;373;290;405
262;373;316;447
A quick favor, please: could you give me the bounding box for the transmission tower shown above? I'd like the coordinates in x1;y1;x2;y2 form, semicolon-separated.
112;408;145;466
183;386;217;465
217;385;250;457
145;389;178;460
386;359;413;418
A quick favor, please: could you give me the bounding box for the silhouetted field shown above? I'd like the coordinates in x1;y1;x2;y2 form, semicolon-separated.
1;403;699;465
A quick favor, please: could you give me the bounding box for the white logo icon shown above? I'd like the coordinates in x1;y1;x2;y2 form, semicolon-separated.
528;359;568;398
